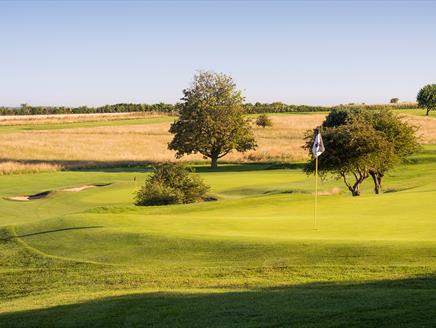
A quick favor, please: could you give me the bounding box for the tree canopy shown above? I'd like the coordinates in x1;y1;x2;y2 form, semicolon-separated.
306;109;419;195
305;123;394;196
417;84;436;116
168;71;256;168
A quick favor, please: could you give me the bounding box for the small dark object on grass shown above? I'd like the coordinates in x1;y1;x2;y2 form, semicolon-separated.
256;114;273;128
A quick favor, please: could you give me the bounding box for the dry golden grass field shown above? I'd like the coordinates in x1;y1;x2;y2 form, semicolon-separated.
0;112;162;126
0;113;435;174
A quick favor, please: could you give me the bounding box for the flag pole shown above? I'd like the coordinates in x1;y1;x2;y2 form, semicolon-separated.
312;126;323;231
314;155;318;230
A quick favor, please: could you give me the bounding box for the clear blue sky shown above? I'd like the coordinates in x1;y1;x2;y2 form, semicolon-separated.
1;1;435;107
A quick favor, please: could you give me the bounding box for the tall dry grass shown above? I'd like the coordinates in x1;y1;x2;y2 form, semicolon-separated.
0;162;61;175
401;115;436;144
0;113;434;174
0;112;166;126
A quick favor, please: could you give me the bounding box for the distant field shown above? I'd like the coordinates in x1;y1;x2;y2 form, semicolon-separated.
0;114;324;174
0;112;174;132
0;146;435;326
395;108;436;117
1;111;435;175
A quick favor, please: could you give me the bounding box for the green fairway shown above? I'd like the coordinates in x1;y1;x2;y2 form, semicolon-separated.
0;146;435;327
0;115;175;134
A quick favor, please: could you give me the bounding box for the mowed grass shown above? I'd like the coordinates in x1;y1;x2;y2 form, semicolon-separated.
0;146;435;327
0;115;174;133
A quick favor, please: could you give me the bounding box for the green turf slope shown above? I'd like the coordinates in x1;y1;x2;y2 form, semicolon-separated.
0;147;435;327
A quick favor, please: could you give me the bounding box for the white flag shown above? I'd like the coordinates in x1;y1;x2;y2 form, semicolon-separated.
312;129;325;158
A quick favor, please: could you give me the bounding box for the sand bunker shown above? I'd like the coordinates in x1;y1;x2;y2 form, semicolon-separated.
62;183;111;192
8;191;52;201
62;185;96;192
6;183;111;201
313;187;341;196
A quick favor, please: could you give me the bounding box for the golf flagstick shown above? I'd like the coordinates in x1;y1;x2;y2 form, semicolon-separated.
312;128;324;231
314;155;318;230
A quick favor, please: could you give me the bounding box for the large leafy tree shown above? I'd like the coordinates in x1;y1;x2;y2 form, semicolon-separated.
305;122;393;196
417;84;436;116
305;123;394;196
168;71;256;168
322;109;420;193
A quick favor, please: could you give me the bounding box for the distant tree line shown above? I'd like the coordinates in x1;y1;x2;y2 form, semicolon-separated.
244;102;418;113
0;101;419;116
0;103;178;116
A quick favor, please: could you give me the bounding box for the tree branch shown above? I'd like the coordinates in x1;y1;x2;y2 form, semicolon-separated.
218;150;231;158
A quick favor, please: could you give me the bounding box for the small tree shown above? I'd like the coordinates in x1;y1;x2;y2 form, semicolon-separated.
135;164;209;206
322;108;420;193
256;114;273;128
168;71;257;168
366;110;420;193
304;124;394;196
390;98;399;104
417;84;436;116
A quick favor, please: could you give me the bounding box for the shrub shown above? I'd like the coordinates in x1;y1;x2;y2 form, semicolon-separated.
135;164;209;206
135;181;183;206
256;114;273;128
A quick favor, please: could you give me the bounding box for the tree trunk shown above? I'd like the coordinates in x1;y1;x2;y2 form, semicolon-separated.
351;189;360;196
342;173;364;196
370;171;381;194
377;175;383;193
369;171;383;194
426;108;430;116
351;184;361;196
211;155;218;169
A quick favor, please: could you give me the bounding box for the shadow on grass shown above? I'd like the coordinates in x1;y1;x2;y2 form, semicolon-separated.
383;186;418;194
193;162;306;173
0;226;104;241
0;158;306;173
1;275;435;328
403;156;436;165
0;158;155;173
